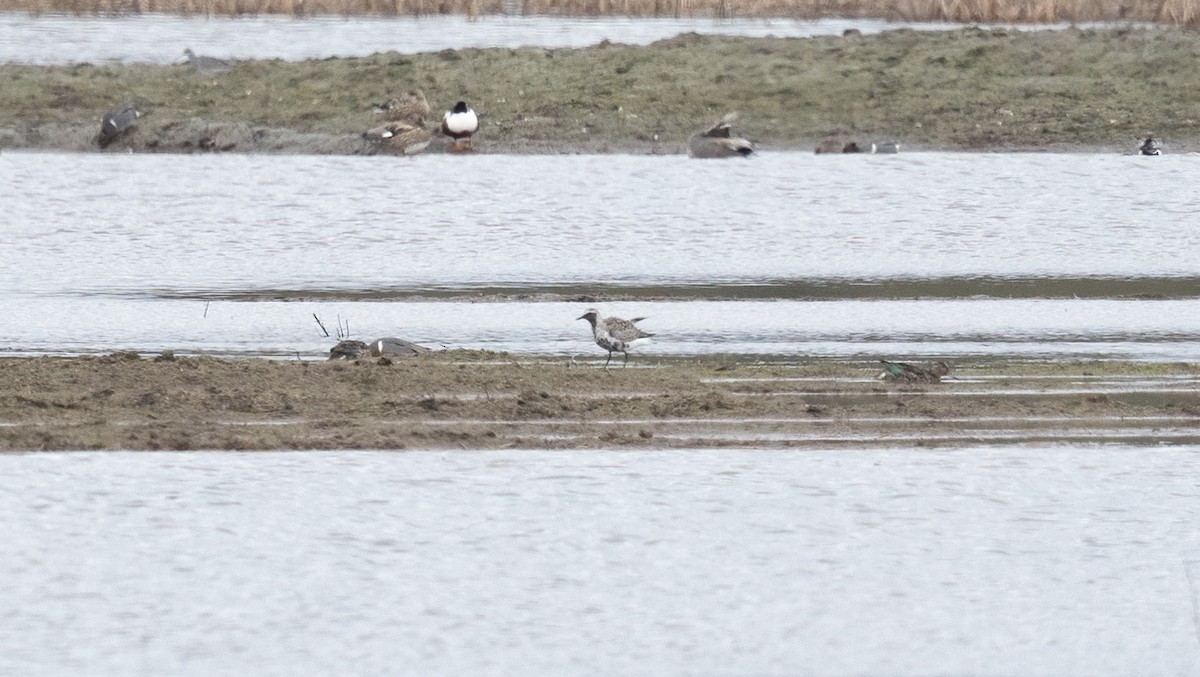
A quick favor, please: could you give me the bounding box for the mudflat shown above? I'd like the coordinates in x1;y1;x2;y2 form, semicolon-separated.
1;27;1195;154
3;352;1199;450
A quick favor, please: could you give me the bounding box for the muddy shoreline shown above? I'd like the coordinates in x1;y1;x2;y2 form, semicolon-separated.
4;353;1199;450
3;27;1197;155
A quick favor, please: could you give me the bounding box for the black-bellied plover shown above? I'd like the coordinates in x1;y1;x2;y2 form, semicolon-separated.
578;309;654;368
441;101;479;152
1138;136;1162;155
98;104;141;148
687;113;753;158
183;48;233;75
878;360;951;383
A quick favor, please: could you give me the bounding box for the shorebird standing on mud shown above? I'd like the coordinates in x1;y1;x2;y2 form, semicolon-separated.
441;101;479;152
578;309;654;369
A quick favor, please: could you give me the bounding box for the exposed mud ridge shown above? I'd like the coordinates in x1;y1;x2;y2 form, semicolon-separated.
3;353;1199;450
3;27;1199;155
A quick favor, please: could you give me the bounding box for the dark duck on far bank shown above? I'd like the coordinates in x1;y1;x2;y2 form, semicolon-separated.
1138;137;1161;155
97;104;141;148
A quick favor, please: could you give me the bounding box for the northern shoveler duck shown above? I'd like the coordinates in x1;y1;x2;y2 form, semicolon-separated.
578;309;654;369
1138;137;1161;155
878;360;951;383
814;139;843;154
842;141;864;153
441;101;479;152
872;141;901;154
97;104;141;148
363;120;432;156
687;114;754;158
183;48;233;75
372;90;431;124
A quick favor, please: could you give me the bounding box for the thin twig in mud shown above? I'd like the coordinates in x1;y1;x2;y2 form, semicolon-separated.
203;301;210;318
1184;559;1200;648
313;313;330;337
335;315;350;340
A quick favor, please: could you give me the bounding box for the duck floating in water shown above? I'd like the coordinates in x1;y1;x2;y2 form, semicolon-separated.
878;360;951;383
97;104;142;148
182;48;233;75
441;101;479;152
1138;137;1161;155
687;113;754;158
578;309;654;369
872;141;901;154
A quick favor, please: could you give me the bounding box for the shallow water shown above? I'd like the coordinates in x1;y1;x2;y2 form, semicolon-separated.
3;151;1200;359
0;447;1197;676
0;13;1022;65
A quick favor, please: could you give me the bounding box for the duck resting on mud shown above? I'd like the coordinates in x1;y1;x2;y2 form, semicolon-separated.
878;360;951;383
687;113;754;158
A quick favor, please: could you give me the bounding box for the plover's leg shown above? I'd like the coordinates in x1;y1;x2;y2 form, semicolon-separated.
604;351;613;369
623;350;629;367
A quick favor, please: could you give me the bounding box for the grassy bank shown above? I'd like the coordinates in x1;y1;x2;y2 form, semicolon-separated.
2;353;1199;450
3;27;1199;154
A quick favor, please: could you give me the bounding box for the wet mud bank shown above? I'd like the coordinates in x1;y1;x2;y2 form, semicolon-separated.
3;353;1199;450
2;27;1199;155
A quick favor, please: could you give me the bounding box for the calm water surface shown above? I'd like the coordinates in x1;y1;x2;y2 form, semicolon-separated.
1;447;1198;675
3;151;1199;359
1;13;1005;64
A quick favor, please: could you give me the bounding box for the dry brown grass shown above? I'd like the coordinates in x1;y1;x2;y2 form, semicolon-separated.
2;0;1199;25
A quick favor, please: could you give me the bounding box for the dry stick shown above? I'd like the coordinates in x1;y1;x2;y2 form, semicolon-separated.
313;313;330;337
203;301;210;318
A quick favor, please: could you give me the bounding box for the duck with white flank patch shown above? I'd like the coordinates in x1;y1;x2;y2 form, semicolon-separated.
98;104;141;148
1138;136;1162;155
688;113;754;158
363;120;432;155
182;48;233;75
878;360;951;383
578;309;654;369
441;101;479;152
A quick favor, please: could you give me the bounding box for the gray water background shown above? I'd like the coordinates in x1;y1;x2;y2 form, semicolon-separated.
0;13;1090;65
3;151;1198;359
1;447;1198;676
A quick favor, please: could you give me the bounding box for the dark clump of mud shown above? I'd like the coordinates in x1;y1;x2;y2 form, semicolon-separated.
2;353;1199;450
2;27;1199;155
